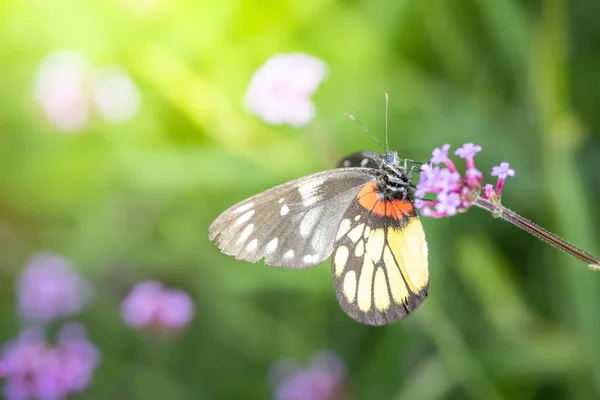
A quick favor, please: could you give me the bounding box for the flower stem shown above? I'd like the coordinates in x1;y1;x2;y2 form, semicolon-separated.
473;197;600;269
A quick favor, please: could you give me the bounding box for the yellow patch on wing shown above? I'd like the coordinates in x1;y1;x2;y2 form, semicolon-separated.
383;246;409;303
373;267;391;311
387;218;429;293
333;215;429;318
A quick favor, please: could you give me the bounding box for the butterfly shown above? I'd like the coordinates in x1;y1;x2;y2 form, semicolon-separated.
208;148;430;326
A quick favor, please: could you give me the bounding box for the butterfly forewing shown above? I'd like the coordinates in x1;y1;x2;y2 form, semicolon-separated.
209;168;378;268
331;182;429;326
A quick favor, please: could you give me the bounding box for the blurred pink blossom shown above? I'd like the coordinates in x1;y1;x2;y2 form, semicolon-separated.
17;253;92;323
33;50;141;131
0;324;100;400
33;50;92;132
121;281;195;332
244;52;327;127
92;65;141;123
270;350;347;400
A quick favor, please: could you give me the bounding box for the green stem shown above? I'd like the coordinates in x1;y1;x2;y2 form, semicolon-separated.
473;197;600;269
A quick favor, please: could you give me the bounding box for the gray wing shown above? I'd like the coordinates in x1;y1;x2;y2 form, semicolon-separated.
208;168;377;268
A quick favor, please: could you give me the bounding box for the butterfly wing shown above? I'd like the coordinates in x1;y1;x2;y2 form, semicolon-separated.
331;182;429;325
337;150;382;169
209;168;378;268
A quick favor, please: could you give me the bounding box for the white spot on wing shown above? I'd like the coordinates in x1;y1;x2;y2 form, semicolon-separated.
278;198;285;204
246;239;258;252
355;240;365;257
233;203;254;214
265;238;278;254
342;160;351;167
334;246;349;276
360;158;369;167
348;223;365;243
300;208;320;238
343;271;357;303
357;257;375;311
284;250;295;260
336;219;351;240
354;215;361;221
236;224;254;245
363;226;371;239
234;210;255;227
365;229;385;263
299;179;323;207
302;254;320;264
280;204;290;216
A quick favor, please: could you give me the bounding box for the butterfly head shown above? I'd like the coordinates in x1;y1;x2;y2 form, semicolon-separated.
383;150;399;166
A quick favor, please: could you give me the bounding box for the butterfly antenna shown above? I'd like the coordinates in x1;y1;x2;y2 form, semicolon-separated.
347;113;385;150
385;93;389;151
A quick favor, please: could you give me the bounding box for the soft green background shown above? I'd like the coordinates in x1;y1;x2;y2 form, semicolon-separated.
1;0;600;399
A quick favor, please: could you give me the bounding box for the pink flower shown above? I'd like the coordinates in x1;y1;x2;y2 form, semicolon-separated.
121;281;195;332
244;53;327;127
491;162;515;179
430;144;451;164
454;143;482;159
33;50;92;132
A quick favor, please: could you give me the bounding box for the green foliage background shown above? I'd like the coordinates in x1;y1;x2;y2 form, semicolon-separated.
1;0;600;398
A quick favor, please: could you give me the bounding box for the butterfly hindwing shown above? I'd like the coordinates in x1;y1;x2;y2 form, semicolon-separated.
331;182;429;326
337;150;382;169
209;168;378;268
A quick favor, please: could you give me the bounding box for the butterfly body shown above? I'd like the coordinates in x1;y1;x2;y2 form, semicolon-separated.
209;150;429;326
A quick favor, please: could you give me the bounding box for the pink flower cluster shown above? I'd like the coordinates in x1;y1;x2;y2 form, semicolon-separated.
270;351;347;400
0;324;100;400
120;281;195;332
415;143;515;218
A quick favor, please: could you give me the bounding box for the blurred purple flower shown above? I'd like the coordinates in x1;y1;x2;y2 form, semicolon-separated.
33;50;92;132
0;324;100;400
244;52;327;127
270;350;347;400
92;65;141;123
121;281;195;332
17;253;91;323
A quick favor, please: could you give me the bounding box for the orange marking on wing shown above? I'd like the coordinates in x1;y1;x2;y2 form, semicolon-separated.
385;200;398;220
357;182;380;212
391;199;414;216
357;182;414;219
